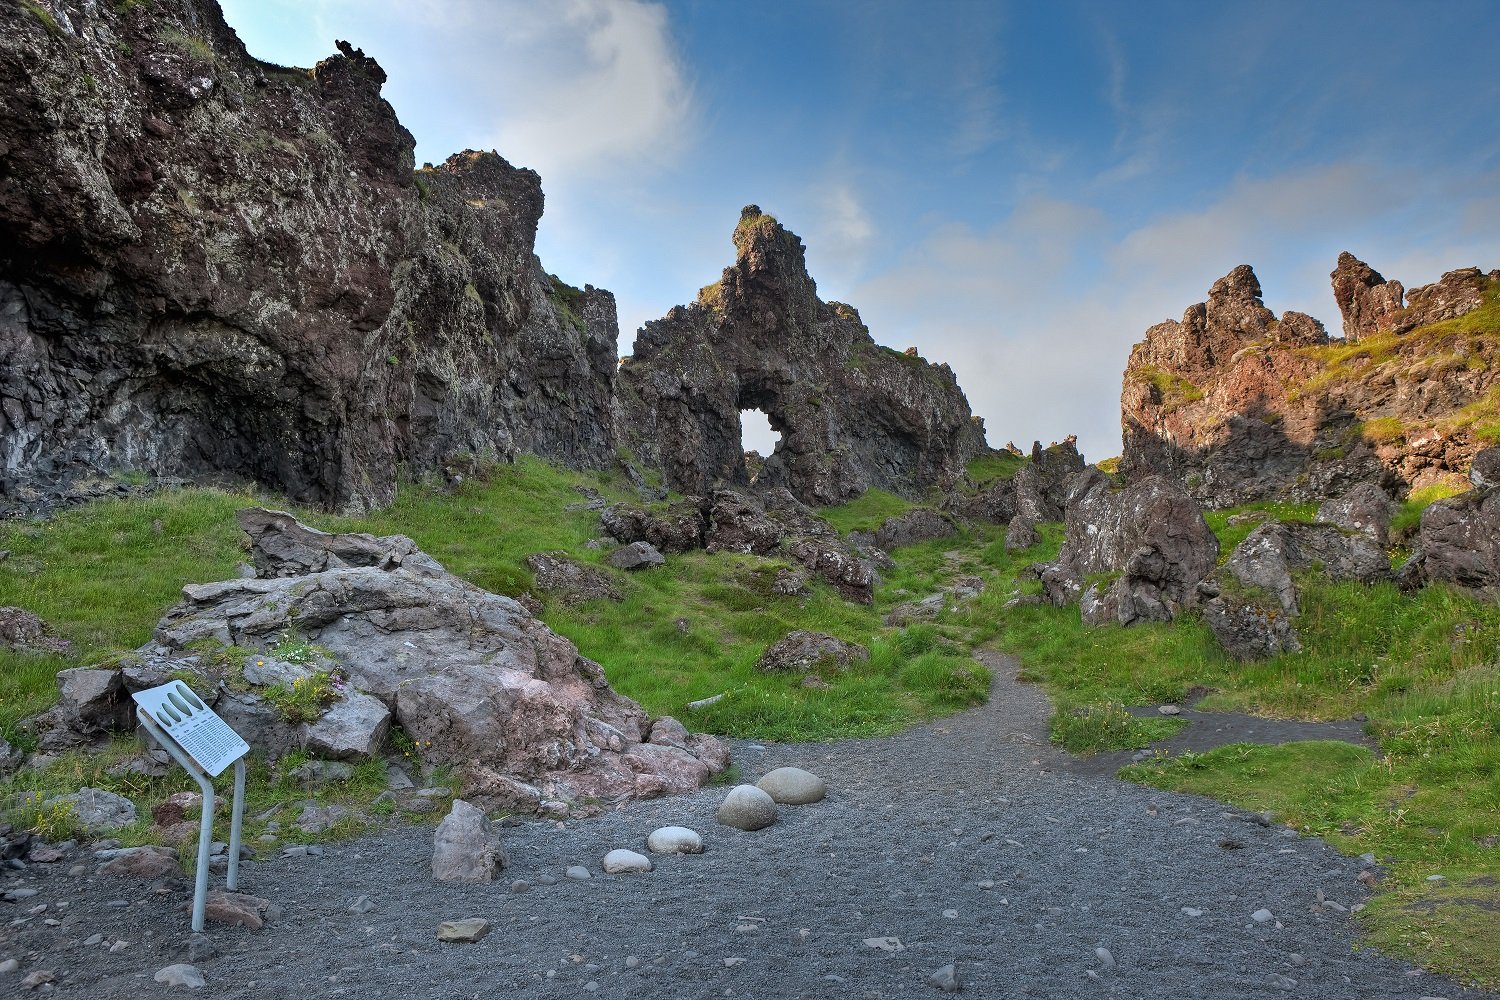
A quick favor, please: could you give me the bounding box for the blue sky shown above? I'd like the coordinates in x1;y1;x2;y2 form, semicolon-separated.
221;0;1500;461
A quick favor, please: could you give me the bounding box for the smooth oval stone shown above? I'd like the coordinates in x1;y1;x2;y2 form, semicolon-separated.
602;849;653;874
717;784;777;831
646;826;704;855
756;766;826;805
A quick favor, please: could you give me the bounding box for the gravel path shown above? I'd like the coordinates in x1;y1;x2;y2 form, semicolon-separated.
2;650;1490;999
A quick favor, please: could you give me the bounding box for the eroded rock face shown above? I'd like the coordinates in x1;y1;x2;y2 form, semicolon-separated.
33;509;729;814
0;3;619;511
603;488;880;604
1400;476;1500;595
948;439;1086;529
1199;521;1388;660
1122;256;1499;507
1331;252;1405;343
618;207;985;505
1038;470;1219;627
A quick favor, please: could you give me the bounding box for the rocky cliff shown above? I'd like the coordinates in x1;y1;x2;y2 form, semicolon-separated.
617;206;987;505
1121;256;1500;506
1;0;619;511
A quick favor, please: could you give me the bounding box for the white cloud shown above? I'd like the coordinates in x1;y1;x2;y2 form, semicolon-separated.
851;163;1500;465
486;0;696;183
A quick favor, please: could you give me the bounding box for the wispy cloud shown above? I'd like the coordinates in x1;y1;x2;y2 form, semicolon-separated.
849;163;1499;463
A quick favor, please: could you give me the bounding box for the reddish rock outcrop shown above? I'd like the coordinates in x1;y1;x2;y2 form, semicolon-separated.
1122;256;1499;507
617;207;986;505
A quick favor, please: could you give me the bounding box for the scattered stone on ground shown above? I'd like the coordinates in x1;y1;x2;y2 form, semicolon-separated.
716;785;778;831
645;826;704;855
755;631;868;673
431;800;505;883
436;918;491;943
153;964;206;989
602;849;652;874
607;541;666;571
756;767;827;805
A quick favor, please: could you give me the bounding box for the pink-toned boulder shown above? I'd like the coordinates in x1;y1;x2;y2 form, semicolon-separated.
142;510;730;815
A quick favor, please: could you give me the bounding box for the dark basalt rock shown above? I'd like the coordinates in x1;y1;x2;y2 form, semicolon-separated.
603;486;879;604
0;1;619;512
755;631;869;673
1399;455;1500;594
1122;256;1499;507
617;207;986;506
523;552;622;605
1038;469;1219;627
1199;520;1388;660
1317;482;1396;547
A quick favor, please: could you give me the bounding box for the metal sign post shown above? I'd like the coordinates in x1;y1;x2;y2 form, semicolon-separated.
131;681;251;932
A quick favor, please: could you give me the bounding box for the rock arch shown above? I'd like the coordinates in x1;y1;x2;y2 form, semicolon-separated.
618;207;985;505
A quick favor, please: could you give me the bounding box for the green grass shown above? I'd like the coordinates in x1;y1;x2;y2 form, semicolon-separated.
547;275;586;332
1131;364;1205;410
1294;276;1500;403
1202;500;1320;557
955;496;1500;988
817;488;914;536
157;26;214;62
1391;482;1469;541
965;451;1024;488
0;487;257;741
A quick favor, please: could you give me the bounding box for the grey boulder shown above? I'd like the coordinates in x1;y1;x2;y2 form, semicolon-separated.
716;784;777;831
607;541;666;570
44;788;137;833
756;766;827;805
645;826;704;855
432;800;505;883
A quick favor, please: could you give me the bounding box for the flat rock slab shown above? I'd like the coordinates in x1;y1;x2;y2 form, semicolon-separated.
436;918;490;943
98;845;180;879
153;964;206;989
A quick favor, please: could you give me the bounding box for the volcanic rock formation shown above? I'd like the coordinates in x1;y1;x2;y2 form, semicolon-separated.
1122;256;1499;507
1034;468;1219;628
32;508;729;813
617;206;986;505
1;2;618;511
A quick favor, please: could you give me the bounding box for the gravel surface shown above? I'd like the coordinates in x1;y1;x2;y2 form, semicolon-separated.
1;650;1490;999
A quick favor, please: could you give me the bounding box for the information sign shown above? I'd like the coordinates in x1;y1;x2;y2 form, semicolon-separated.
132;681;249;777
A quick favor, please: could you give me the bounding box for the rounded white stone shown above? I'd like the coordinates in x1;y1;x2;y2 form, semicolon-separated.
602;848;653;874
646;825;704;855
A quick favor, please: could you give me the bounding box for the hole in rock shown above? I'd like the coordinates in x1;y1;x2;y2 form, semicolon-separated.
739;408;781;482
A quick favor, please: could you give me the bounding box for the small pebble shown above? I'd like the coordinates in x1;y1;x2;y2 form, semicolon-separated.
1094;947;1115;970
1252;908;1274;923
565;865;591;880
